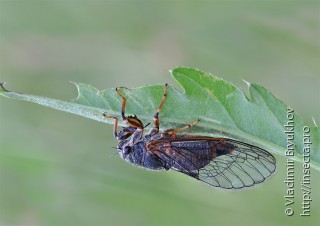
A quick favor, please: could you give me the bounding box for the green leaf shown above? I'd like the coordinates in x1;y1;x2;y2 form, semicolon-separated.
1;67;319;171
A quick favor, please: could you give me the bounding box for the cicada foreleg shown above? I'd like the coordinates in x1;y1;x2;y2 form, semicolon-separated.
149;83;168;136
103;87;145;141
103;114;119;139
115;87;144;130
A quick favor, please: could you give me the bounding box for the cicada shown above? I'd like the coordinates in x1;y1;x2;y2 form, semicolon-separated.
103;84;276;190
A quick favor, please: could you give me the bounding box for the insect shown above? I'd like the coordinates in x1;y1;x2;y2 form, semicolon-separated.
103;84;276;190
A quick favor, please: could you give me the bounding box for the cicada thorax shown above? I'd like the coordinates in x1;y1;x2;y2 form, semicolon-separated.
117;138;168;171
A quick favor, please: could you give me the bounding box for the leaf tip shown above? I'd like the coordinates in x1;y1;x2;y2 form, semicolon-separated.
0;82;9;92
68;81;81;101
312;117;318;127
242;79;251;87
171;66;202;74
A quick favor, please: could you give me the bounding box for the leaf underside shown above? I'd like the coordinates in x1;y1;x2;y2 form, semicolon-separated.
1;67;319;170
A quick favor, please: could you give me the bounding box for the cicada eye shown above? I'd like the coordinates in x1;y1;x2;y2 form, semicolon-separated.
123;146;133;155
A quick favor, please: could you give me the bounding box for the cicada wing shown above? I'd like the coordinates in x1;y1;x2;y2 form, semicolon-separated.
198;140;276;189
149;138;276;190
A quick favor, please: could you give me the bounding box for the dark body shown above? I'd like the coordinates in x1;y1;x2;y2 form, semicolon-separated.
117;132;276;189
119;133;233;172
105;84;276;190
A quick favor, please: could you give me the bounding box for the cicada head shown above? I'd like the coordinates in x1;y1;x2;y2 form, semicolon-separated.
117;140;141;162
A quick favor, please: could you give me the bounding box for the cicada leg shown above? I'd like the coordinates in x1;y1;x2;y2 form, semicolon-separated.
103;114;119;139
115;87;144;130
103;87;145;141
149;83;168;136
165;119;200;135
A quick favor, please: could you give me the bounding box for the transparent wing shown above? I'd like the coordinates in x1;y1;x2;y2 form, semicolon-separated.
198;140;276;189
149;138;276;190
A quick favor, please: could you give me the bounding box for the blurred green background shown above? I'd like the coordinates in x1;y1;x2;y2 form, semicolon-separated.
0;1;319;226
